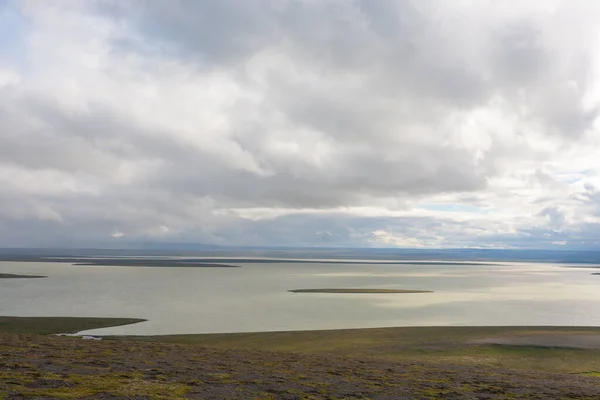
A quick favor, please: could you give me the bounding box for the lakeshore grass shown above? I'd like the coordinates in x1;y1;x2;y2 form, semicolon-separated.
3;317;600;373
0;316;145;334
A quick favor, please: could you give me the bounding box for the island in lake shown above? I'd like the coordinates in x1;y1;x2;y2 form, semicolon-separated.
0;255;240;268
288;288;433;294
0;273;47;279
72;259;239;268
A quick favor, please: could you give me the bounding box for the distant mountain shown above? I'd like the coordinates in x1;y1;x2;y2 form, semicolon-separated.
1;246;599;264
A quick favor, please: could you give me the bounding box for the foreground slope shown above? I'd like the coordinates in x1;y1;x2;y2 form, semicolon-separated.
3;318;600;399
2;332;600;399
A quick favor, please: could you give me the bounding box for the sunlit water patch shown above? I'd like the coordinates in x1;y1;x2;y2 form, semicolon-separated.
1;261;599;335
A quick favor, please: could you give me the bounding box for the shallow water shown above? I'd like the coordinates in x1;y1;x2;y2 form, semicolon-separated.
1;261;599;335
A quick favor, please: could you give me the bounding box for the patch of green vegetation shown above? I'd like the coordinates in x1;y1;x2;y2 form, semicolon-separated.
417;386;457;399
3;326;600;399
0;316;146;335
0;370;34;386
116;326;600;374
208;372;234;380
6;372;190;399
419;346;600;373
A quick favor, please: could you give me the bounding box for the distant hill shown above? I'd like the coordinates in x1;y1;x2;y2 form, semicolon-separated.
1;246;600;264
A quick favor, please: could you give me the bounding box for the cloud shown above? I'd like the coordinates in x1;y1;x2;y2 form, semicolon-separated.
1;0;600;248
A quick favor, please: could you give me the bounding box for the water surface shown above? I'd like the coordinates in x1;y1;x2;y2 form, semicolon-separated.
1;261;599;335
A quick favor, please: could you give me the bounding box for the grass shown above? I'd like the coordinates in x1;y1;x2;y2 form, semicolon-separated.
0;316;145;334
0;370;190;399
3;317;600;374
117;326;600;374
3;318;600;398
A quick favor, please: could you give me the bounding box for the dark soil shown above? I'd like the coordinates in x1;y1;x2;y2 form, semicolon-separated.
2;333;600;399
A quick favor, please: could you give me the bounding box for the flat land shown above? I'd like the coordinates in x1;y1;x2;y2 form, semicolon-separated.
3;318;600;399
289;288;432;293
126;326;600;373
0;273;47;279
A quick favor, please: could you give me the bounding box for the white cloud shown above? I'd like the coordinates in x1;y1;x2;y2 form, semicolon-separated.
0;0;600;248
0;68;20;87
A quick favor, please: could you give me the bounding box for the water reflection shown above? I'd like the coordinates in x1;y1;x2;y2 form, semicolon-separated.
0;261;599;335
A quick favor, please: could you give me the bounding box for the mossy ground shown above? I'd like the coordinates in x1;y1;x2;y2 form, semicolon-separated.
2;318;600;399
123;326;600;374
3;333;600;399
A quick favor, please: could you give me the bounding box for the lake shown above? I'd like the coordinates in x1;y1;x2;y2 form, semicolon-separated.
1;260;600;335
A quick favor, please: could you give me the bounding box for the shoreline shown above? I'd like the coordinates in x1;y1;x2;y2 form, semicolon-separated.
3;315;600;339
0;316;146;335
3;315;600;353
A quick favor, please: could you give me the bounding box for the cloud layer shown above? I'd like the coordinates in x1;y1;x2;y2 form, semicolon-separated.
1;0;600;248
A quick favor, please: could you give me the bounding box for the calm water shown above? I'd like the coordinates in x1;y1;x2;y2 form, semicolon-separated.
1;261;600;335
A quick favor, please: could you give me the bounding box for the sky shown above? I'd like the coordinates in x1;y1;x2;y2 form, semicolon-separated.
1;0;600;249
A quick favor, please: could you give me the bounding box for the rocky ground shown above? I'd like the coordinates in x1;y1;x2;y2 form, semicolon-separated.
2;333;600;399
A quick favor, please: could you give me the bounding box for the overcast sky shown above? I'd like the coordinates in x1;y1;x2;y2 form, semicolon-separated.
1;0;600;249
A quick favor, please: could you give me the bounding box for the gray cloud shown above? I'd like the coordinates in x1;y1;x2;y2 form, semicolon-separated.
1;0;599;248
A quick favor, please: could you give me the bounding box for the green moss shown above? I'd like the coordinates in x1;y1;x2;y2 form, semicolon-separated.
208;372;234;380
114;326;600;373
0;370;35;384
11;373;190;399
1;366;192;399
